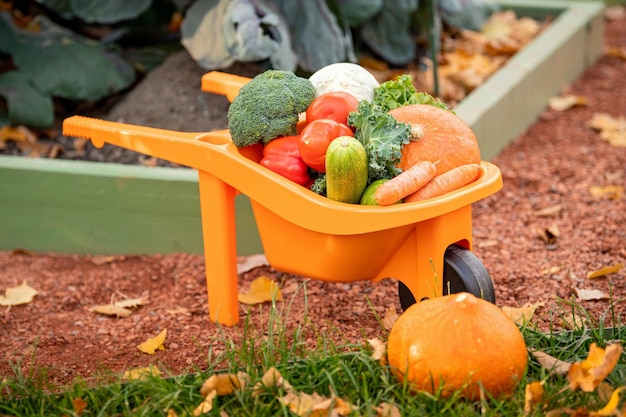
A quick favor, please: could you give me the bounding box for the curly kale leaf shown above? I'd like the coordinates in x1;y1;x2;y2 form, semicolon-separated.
348;100;410;182
373;74;452;113
310;173;326;196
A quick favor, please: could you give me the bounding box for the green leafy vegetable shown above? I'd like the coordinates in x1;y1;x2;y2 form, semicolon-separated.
373;74;452;113
310;174;327;196
348;101;411;182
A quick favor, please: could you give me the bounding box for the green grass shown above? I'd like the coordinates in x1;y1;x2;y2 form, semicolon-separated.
1;291;625;416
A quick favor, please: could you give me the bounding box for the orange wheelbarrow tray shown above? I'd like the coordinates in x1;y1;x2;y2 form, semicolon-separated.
62;71;503;326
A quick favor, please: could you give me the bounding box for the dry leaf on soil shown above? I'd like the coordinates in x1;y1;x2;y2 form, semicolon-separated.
90;255;126;265
524;381;545;415
122;365;162;381
136;328;167;354
587;113;626;147
542;265;563;276
0;125;36;150
368;338;386;362
200;373;248;397
531;350;572;375
535;224;560;245
501;301;544;324
567;343;623;392
561;311;586;330
548;95;588;111
604;5;626;21
238;275;283;305
533;204;563;217
93;297;145;317
92;304;134;318
72;397;88;416
237;254;269;274
589;185;624;200
380;305;399;330
252;367;293;396
587;263;623;279
193;389;217;416
373;402;402;417
0;281;39;306
279;391;356;417
575;288;611;301
546;386;626;416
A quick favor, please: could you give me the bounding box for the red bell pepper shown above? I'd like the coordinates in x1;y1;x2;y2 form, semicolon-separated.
259;135;312;186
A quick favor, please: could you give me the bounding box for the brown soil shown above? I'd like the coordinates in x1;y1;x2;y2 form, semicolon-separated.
1;11;625;389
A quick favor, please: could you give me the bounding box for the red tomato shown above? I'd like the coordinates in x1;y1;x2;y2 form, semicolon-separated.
305;92;360;126
298;119;353;173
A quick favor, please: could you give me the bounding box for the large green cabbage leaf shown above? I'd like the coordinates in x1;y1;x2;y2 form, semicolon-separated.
38;0;152;24
181;0;297;71
268;0;355;72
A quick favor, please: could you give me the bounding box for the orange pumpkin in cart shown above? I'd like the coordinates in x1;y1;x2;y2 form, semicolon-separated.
389;104;481;175
387;292;528;400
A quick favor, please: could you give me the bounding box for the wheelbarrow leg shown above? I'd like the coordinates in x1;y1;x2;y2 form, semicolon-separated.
198;169;239;326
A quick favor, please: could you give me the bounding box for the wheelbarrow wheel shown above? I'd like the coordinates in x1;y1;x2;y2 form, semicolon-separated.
398;244;496;311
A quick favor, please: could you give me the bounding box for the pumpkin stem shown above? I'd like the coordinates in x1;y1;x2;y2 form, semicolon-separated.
408;124;424;141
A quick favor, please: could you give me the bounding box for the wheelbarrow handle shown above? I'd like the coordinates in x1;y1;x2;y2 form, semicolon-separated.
201;71;251;102
62;115;233;170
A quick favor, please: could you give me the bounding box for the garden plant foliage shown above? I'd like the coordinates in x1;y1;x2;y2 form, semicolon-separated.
0;0;496;128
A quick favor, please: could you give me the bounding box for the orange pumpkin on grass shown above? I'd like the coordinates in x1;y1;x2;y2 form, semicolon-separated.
387;292;528;400
389;104;481;175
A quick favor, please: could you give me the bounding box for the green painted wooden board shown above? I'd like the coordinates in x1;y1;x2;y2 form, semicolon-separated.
0;156;263;255
0;0;605;256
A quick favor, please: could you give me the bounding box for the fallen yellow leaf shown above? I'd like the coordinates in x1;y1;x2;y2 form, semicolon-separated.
548;94;587;111
374;402;401;417
380;305;398;331
533;204;563;217
567;343;623;392
587;262;624;279
72;397;88;416
238;276;283;305
367;338;386;362
200;372;248;397
252;367;293;396
601;129;626;147
92;304;133;318
588;113;626;147
122;365;162;381
575;287;610;301
193;389;216;416
531;350;572;375
0;281;39;306
524;381;545;415
594;386;626;416
93;297;145;318
279;391;355;417
137;328;167;354
588;113;626;132
501;301;544;324
589;185;624;200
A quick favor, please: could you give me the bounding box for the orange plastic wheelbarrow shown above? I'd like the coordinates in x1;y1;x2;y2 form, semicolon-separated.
62;71;503;326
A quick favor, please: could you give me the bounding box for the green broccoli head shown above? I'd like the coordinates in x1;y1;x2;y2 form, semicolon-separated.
227;70;316;147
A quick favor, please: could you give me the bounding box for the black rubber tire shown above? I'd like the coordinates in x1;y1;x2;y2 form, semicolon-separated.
398;244;496;311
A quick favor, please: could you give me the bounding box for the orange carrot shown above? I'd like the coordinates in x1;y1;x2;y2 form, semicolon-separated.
374;160;437;205
404;163;482;203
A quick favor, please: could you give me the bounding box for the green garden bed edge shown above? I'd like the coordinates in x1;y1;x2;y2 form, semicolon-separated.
0;0;605;256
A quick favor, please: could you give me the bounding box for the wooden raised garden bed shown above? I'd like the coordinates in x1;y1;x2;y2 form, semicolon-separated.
0;0;605;256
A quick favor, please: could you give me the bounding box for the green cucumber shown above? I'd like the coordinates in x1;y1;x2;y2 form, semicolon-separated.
325;136;368;204
360;179;389;205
